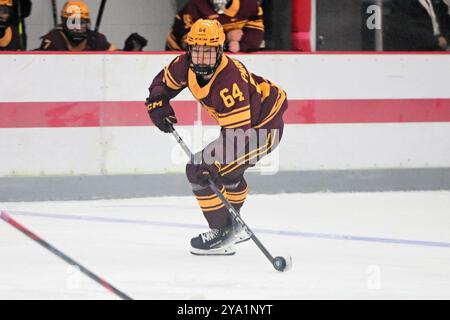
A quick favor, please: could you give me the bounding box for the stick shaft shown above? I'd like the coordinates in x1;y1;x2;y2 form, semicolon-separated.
95;0;107;32
0;211;132;300
51;0;58;27
16;0;24;50
170;128;276;264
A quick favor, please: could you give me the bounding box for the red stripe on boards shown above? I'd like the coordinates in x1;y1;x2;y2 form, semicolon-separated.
0;99;450;128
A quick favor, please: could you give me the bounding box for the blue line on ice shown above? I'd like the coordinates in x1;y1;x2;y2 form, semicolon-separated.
7;210;450;249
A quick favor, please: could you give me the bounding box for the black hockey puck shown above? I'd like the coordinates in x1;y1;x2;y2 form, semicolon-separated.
273;256;287;272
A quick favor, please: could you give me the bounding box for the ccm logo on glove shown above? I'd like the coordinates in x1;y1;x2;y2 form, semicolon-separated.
146;100;164;111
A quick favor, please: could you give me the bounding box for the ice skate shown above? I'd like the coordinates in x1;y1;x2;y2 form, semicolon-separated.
190;226;236;256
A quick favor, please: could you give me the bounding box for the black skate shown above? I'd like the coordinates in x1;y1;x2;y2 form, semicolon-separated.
190;226;235;256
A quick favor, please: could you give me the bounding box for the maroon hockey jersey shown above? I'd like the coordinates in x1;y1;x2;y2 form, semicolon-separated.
166;0;264;52
148;53;286;131
0;26;21;51
38;28;116;51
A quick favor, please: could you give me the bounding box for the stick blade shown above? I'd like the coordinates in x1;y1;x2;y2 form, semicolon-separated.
283;255;293;272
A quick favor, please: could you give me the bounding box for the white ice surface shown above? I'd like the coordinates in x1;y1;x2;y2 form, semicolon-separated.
1;191;450;300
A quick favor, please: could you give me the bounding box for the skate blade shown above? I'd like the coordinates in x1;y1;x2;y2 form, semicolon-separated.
190;246;236;256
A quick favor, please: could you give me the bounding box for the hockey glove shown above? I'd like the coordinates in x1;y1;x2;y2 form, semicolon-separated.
145;96;178;133
123;33;148;51
186;161;222;187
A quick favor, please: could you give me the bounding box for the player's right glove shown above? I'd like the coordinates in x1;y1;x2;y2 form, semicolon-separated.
186;161;222;187
145;96;178;133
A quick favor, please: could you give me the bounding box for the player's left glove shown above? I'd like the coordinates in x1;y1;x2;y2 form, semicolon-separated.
145;96;178;133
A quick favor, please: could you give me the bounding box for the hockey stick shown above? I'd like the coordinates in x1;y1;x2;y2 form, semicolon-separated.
95;0;107;32
16;0;24;50
0;211;133;300
168;124;292;272
51;0;58;27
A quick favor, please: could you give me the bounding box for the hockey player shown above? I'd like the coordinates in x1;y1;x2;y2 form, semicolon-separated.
166;0;264;53
146;19;287;255
38;1;117;51
0;0;20;51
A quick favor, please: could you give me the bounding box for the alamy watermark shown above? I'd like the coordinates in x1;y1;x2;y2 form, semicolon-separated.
66;4;83;30
366;5;382;30
366;265;382;290
170;126;281;175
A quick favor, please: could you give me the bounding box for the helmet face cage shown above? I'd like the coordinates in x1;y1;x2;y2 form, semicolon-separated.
186;19;226;76
61;1;91;42
62;17;91;42
188;44;223;77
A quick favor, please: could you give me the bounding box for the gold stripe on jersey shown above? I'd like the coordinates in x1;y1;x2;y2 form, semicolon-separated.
245;20;264;31
245;25;264;31
202;103;220;122
248;73;265;99
257;6;264;16
164;63;183;90
220;132;271;174
203;102;250;129
221;130;278;176
166;32;182;50
218;105;250;118
224;0;241;17
218;110;251;127
248;19;264;25
223;20;248;32
0;27;12;47
217;105;251;128
220;132;274;176
223;119;251;129
255;89;286;128
259;82;272;102
188;56;229;100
